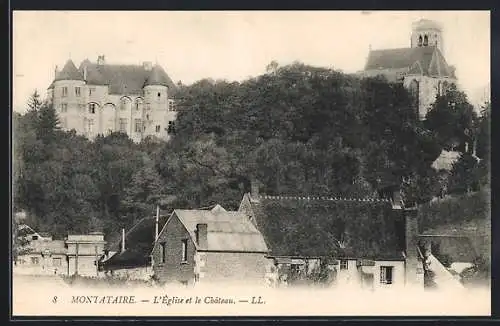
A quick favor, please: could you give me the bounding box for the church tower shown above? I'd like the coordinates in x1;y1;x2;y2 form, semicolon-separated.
410;19;444;53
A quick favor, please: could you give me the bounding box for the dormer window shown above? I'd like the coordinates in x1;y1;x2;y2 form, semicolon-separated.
423;35;429;46
418;35;423;47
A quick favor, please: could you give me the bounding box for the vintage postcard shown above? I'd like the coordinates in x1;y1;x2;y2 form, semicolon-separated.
11;10;491;317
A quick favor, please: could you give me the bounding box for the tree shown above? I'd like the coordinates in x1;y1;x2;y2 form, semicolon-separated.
12;218;31;264
27;89;43;112
475;102;490;160
35;103;60;146
425;84;477;152
447;153;480;194
120;155;166;226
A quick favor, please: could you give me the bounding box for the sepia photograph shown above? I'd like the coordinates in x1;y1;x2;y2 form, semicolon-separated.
11;10;491;317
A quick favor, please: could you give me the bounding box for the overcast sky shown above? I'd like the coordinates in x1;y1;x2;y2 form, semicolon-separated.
13;10;490;113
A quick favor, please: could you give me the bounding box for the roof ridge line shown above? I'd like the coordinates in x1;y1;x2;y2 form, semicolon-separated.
261;194;390;202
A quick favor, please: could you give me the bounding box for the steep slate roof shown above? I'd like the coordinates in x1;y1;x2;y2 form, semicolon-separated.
144;64;174;87
172;205;269;253
101;214;170;269
55;59;84;81
48;59;177;95
418;235;477;263
239;193;406;260
364;46;455;78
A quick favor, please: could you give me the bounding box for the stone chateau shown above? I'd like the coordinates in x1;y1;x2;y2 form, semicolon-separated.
47;56;178;143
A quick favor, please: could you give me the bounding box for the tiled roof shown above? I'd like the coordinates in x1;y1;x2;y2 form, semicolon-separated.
239;193;406;260
364;46;454;78
173;205;269;253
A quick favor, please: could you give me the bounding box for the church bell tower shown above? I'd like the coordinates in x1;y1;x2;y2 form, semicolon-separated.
410;19;444;54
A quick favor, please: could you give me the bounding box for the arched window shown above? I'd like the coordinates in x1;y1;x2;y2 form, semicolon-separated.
120;97;131;111
409;79;420;115
135;98;143;111
423;35;429;46
88;103;96;114
418;35;423;46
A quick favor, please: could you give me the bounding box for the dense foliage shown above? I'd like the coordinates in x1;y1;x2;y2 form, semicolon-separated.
13;62;489;245
417;189;490;233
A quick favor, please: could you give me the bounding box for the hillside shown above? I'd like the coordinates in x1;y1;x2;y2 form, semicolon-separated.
418;190;491;259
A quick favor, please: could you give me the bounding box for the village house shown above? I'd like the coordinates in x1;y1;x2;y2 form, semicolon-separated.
102;205;269;286
14;228;107;277
238;182;426;291
151;204;269;286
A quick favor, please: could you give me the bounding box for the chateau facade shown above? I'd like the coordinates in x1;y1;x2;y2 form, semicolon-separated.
360;19;458;119
47;56;178;143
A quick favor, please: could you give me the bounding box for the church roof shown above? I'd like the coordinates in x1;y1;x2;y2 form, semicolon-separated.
364;46;455;78
48;59;178;96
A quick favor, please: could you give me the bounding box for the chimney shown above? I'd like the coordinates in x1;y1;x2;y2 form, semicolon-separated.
121;228;125;252
403;208;421;286
54;65;58;79
391;188;403;209
83;66;88;81
250;179;260;199
195;223;208;249
97;55;105;65
143;61;153;71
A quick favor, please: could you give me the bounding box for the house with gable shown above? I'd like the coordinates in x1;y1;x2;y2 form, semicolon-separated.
238;182;426;291
150;204;269;286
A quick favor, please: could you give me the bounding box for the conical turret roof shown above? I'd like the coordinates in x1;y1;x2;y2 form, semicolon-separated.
55;59;84;81
144;64;173;87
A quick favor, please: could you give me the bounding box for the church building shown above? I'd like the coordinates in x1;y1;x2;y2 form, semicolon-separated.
46;56;178;143
360;19;458;119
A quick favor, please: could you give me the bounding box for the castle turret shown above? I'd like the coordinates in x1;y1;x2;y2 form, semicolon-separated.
143;64;175;139
51;59;86;132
